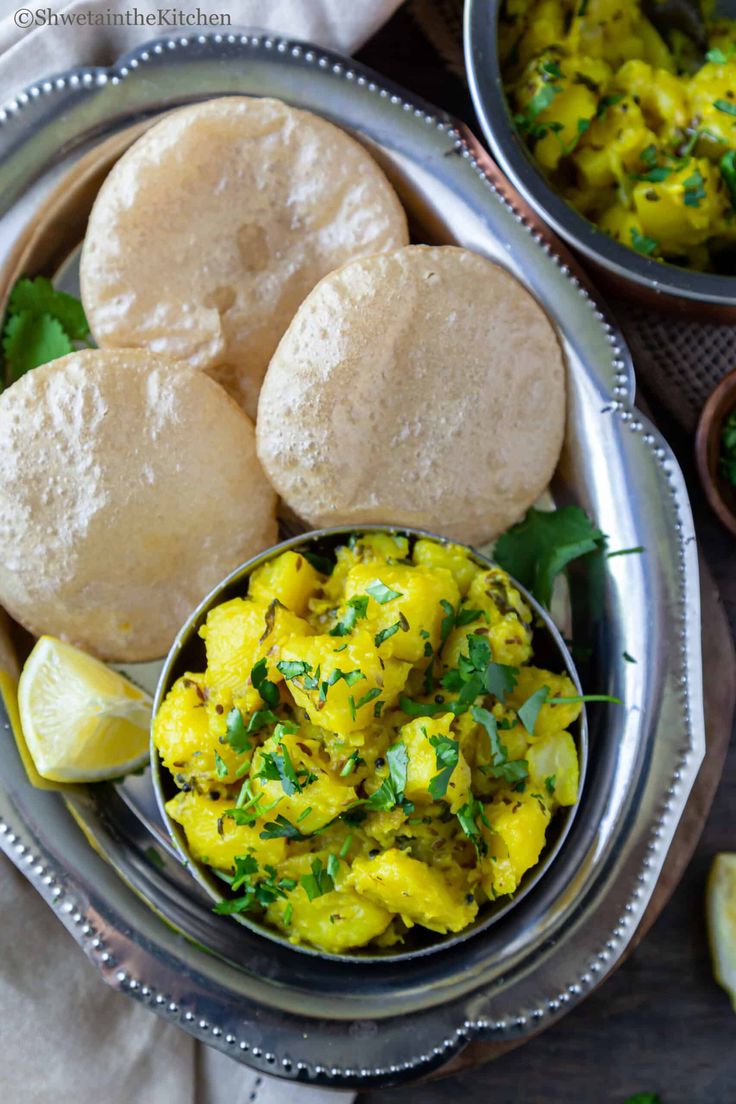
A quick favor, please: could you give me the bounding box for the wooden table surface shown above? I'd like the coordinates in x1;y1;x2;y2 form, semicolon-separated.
355;7;736;1102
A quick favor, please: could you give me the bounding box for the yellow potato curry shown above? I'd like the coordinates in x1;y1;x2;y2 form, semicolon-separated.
154;533;582;954
501;0;736;268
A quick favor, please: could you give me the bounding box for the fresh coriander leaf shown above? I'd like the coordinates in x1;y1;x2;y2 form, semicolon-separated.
607;546;645;558
213;895;254;915
339;833;353;859
633;166;671;182
683;169;706;208
399;695;446;718
259;814;307;841
439;599;456;645
277;660;312;680
375;622;401;647
428;733;459;800
303;664;321;691
214;750;229;778
373;699;385;718
296;806;313;823
230;854;259;891
721;149;736;208
366;579;403;604
494;505;605;607
246;708;278;734
485;661;519;702
623;651;637;663
355;687;382;710
544;774;557;796
630;227;659;256
348;695;357;722
340;750;362;776
546;693;622;704
301;549;333;575
342;669;366;687
387;741;409;793
283;903;293;925
540;59;563;80
300;857;334;901
456;798;489;856
250;657;279;709
8;277;90;340
577;116;591;135
501;759;529;785
330;594;369;636
707;46;729;63
517;685;551;736
2;312;72;381
423;641;434;657
326;853;341;881
714;98;736;117
226;707;252;753
472;705;507;768
527;82;562;119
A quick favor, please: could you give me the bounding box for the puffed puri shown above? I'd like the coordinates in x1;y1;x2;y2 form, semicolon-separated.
0;350;278;661
79;95;409;420
256;245;566;546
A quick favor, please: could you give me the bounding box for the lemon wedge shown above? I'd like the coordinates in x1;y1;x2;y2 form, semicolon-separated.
17;636;152;782
707;852;736;1012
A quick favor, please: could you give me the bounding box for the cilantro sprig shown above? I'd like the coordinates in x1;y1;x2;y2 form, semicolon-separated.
427;732;460;799
213;854;297;915
364;741;413;813
1;276;94;386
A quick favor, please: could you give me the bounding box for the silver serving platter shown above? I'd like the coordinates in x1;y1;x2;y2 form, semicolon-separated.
0;32;703;1088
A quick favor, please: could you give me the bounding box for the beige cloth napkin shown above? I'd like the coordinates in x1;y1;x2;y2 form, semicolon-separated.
0;2;400;1101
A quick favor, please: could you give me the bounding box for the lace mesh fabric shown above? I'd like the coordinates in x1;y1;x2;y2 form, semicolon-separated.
610;302;736;430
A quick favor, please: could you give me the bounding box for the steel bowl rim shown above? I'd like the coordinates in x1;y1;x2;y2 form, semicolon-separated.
151;522;589;965
463;0;736;308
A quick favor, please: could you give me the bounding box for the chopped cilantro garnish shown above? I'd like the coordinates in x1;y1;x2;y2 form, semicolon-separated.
364;741;411;812
1;276;93;385
633;166;671;183
597;93;624;115
326;853;341;881
250;657;279;709
214;750;228;778
257;742;316;796
517;685;551;736
623;651;637;664
339;833;353;859
577;116;591;135
707;47;729;63
427;733;460;799
375;622;402;647
373;699;385;718
494;505;605;607
283;902;293;926
225;707;252;753
714;98;736;117
456;798;490;856
213;854;297;915
683;169;706;208
259;814;307;841
277;660;312;680
630;227;659;256
540;59;563;81
544;774;557;796
301;549;334;575
365;579;403;604
607;546;645;558
245;708;278;735
355;687;382;710
484;661;519;702
472;705;529;785
300;857;335;901
340;750;362;776
330;594;369;637
721;149;736;208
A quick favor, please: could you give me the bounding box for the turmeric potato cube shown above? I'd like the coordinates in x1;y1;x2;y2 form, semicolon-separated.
348;849;477;933
200;597;312;695
153;673;242;786
485;791;551;884
165;790;286;872
250;731;357;833
412;538;480;595
528;730;580;807
249;551;322;617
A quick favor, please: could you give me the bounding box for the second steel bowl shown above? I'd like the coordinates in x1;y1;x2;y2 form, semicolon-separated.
464;0;736;318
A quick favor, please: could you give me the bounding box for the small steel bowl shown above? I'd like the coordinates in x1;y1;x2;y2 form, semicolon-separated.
151;524;588;963
695;367;736;535
464;0;736;319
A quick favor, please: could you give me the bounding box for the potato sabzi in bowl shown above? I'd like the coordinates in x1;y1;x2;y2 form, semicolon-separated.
153;529;585;958
502;0;736;270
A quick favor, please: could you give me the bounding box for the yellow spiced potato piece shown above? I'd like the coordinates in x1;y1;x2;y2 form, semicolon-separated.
507;666;582;738
689;60;736;147
200;598;312;695
249;551;322;617
267;853;392;953
399;714;471;813
480;829;519;900
341;562;460;664
573;99;657;190
153;673;242;786
412;538;480;596
165;790;286;872
323;532;410;604
250;731;356;833
486;791;551;884
528;730;580;807
443;567;533;668
279;629;410;733
349;849;477;933
615;60;689;129
633;158;730;255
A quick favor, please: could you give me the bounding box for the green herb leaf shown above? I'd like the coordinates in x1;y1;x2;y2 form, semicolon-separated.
8;277;89;340
259;814;307;841
300;857;335;901
226;707;252;753
633;166;671;182
714;98;736;117
707;47;729;63
2;312;73;382
246;708;278;734
607;546;645;558
577;116;591;135
683;169;706;208
340;750;362;776
366;579;403;604
544;774;557;796
623;651;637;663
630;227;659;256
517;686;551;736
364;741;411;812
720;149;736;208
484;661;519;702
326;853;341;881
250;657;280;709
355;687;382;711
494;506;605;607
277;660;312;680
214;750;229;778
330;594;369;636
427;733;459;799
375;622;401;647
456;798;489;855
301;549;333;575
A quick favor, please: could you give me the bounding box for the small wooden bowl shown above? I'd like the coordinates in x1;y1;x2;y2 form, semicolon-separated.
695;368;736;538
